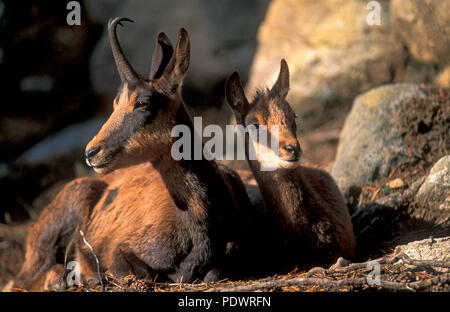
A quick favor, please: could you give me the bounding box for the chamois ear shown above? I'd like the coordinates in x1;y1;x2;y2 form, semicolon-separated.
149;32;174;79
162;28;190;86
225;71;249;117
270;59;289;99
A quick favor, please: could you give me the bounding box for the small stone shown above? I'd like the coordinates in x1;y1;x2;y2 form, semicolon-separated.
445;196;450;204
413;155;450;225
387;178;404;189
0;163;9;179
435;65;450;88
19;75;53;93
329;257;349;270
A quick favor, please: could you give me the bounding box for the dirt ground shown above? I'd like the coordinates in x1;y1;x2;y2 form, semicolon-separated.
393;87;449;186
61;252;450;292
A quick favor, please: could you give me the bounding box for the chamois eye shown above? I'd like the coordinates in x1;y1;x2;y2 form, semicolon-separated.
134;100;150;110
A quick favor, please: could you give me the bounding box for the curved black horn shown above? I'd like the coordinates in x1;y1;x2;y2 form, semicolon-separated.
108;17;138;83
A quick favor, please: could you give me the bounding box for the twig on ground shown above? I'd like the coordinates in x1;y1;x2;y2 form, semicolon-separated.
79;230;104;292
208;274;450;292
399;253;450;269
207;252;450;292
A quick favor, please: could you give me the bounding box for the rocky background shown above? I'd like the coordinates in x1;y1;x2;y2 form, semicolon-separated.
0;0;448;291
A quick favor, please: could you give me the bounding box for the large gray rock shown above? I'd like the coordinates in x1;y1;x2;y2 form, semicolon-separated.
87;0;270;102
391;0;450;65
246;0;406;131
395;237;450;262
331;83;427;196
17;117;106;165
414;155;450;226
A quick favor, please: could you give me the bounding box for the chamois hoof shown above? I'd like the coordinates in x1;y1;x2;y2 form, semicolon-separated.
1;280;14;292
204;268;223;282
84;274;102;289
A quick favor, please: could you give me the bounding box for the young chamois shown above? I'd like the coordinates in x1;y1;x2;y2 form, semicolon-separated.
12;17;251;290
225;60;356;268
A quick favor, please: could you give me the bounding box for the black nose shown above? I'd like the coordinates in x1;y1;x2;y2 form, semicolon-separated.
85;146;101;159
283;144;301;159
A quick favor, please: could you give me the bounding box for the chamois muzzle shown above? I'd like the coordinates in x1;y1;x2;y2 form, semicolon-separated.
86;146;101;159
85;145;104;169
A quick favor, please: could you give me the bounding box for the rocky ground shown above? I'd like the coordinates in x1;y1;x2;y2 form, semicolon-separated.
47;247;450;292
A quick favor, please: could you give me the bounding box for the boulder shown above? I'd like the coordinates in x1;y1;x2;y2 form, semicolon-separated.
331;83;427;196
414;155;450;226
17;117;106;165
391;0;450;65
246;0;406;131
87;0;270;102
395;236;450;262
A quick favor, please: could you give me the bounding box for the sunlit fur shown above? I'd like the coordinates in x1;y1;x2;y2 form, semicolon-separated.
11;25;252;291
86;81;181;174
226;60;356;268
245;90;300;170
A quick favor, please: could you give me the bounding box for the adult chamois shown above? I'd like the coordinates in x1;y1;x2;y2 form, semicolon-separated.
225;60;355;268
12;17;251;290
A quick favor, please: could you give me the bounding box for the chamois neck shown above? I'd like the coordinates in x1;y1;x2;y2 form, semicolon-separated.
267;171;305;233
150;97;195;166
234;113;303;216
248;152;304;222
149;99;222;215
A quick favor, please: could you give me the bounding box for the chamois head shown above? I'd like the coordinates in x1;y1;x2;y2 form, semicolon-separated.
226;59;301;169
86;17;190;173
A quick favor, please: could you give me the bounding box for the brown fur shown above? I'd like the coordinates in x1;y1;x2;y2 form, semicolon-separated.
13;24;251;290
225;60;355;268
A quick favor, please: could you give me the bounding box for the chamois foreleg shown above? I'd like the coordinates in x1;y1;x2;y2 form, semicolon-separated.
13;178;107;290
